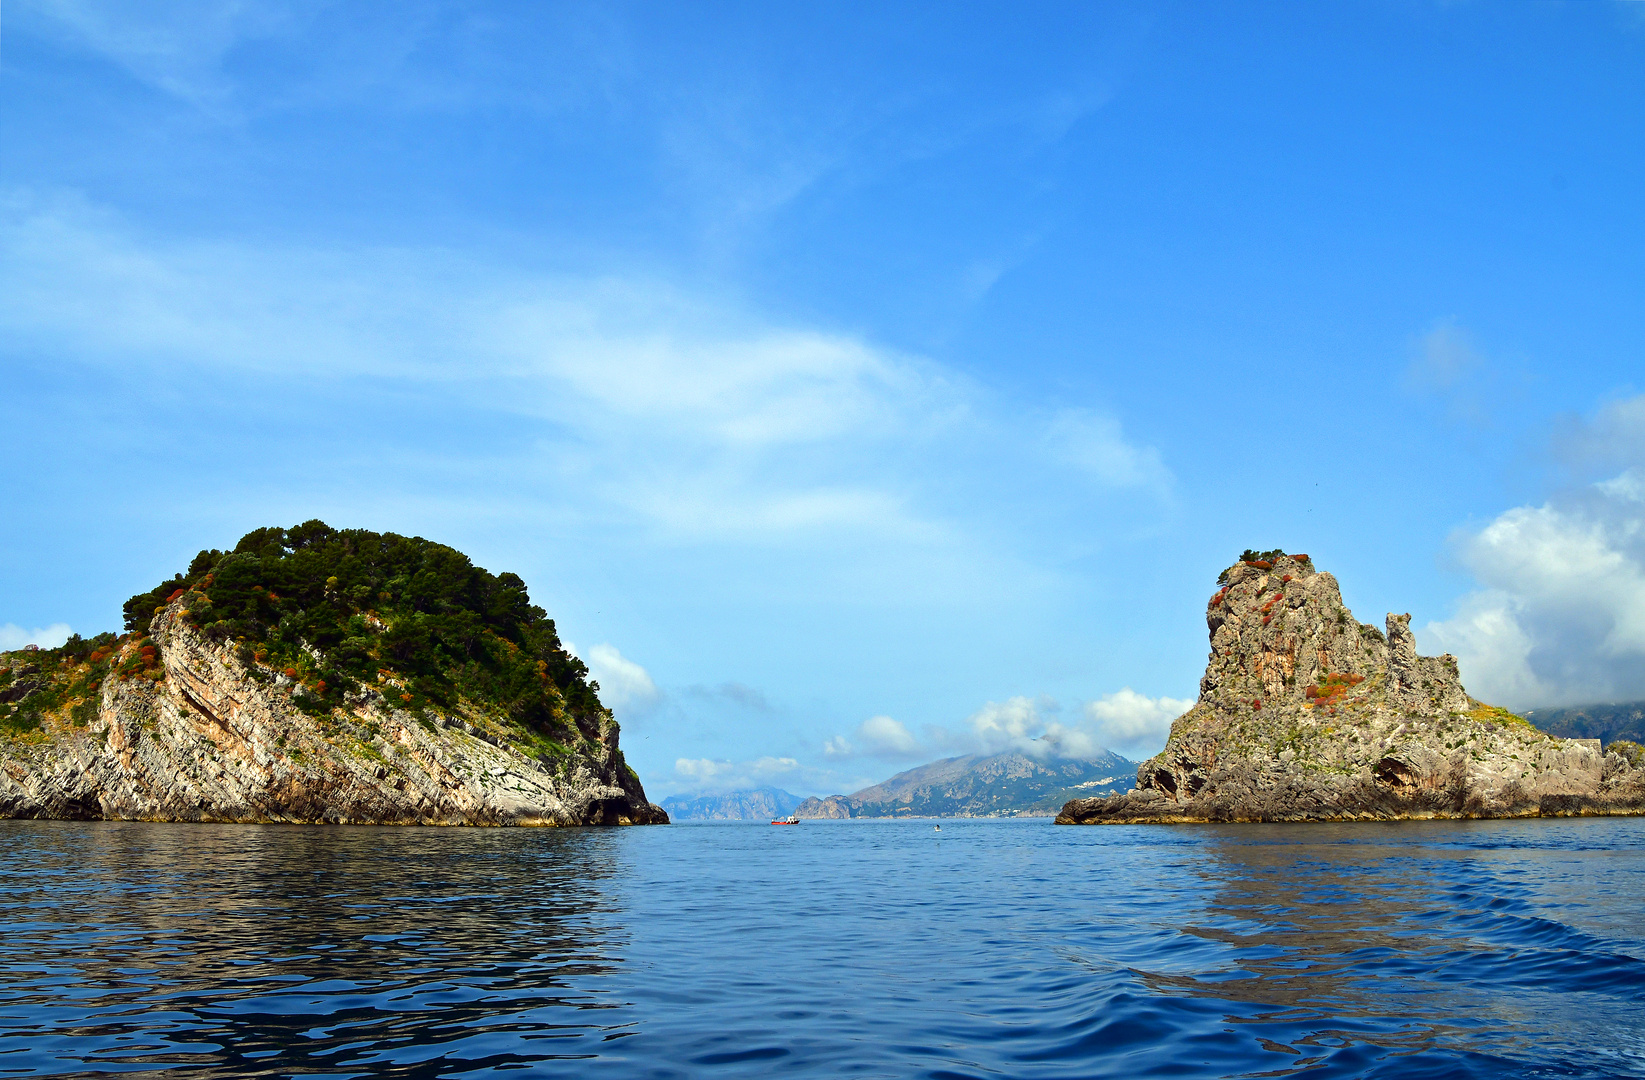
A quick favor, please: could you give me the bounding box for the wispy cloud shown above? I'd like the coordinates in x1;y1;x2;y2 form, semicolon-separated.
0;190;1170;559
1402;318;1523;427
18;0;299;107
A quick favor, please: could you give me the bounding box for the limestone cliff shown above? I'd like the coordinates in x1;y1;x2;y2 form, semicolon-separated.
1057;553;1645;824
0;524;666;826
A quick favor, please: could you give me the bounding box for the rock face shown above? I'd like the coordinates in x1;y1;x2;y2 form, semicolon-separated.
1057;553;1645;824
0;609;665;826
796;751;1136;818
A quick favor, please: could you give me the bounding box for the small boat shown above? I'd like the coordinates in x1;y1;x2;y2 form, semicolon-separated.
771;814;800;825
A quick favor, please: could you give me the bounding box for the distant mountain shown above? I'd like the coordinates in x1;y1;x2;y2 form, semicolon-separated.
661;787;804;821
795;751;1136;819
1523;702;1645;747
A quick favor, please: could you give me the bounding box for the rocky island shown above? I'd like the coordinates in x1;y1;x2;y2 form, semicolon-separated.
0;522;667;826
1058;551;1645;824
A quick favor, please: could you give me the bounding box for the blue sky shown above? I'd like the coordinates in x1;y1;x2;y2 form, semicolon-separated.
5;1;1645;798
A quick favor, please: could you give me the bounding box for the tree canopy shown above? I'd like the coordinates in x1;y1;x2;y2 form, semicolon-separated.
123;521;605;737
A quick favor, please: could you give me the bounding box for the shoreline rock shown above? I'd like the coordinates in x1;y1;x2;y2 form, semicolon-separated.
1057;553;1645;825
1;607;666;828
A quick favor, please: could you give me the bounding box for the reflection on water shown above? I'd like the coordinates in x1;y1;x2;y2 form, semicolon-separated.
1;817;1642;1078
0;822;628;1076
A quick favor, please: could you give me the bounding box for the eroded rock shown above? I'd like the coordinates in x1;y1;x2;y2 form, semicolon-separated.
0;607;667;827
1058;553;1645;824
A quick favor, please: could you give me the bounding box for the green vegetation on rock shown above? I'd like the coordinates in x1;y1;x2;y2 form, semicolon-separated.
119;520;607;745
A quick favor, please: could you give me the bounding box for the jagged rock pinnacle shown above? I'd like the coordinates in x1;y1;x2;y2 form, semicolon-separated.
1058;552;1645;823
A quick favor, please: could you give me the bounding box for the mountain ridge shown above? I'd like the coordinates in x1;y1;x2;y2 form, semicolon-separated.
797;750;1134;819
1524;702;1645;748
661;787;802;821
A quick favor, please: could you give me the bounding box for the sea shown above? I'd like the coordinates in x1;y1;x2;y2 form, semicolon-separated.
1;816;1643;1079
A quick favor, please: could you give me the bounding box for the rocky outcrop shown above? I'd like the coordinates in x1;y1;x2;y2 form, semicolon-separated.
0;607;666;826
794;794;856;819
1057;553;1645;824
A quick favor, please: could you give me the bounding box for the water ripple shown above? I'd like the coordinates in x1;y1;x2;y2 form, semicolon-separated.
0;817;1642;1077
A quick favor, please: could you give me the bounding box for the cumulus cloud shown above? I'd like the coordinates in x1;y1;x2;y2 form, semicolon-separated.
1422;395;1645;708
0;623;73;652
1422;465;1645;708
967;696;1048;751
965;692;1189;761
674;757;736;783
580;643;660;714
822;689;1190;766
672;754;800;793
820;714;921;759
1081;688;1193;759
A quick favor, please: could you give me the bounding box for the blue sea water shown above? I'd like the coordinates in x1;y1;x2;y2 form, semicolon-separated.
1;817;1643;1078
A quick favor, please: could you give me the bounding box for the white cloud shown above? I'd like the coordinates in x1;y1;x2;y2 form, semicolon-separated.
820;689;1189;767
0;623;74;652
965;690;1187;760
670;754;801;794
580;643;660;714
1423;455;1645;708
1081;688;1193;759
856;714;919;755
821;714;921;760
967;695;1047;751
674;757;735;782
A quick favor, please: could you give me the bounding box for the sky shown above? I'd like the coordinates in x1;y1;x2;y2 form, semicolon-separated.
4;1;1645;799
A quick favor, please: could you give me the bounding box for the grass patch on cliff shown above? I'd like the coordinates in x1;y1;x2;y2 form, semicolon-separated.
1467;703;1535;731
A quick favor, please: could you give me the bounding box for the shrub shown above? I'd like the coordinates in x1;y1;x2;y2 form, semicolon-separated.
1607;740;1645;768
1305;672;1365;702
